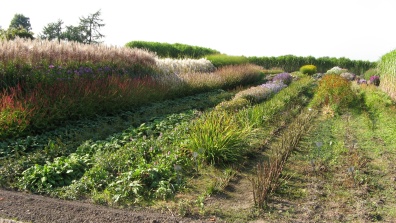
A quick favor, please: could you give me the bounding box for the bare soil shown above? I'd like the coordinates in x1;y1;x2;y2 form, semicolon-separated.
0;189;210;223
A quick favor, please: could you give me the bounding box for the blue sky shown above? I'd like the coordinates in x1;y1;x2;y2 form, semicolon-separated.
1;0;395;61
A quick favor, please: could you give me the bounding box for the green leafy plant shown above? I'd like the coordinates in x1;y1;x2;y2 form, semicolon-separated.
18;153;90;193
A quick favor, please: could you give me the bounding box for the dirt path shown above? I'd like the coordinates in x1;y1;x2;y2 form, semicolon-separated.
0;189;209;223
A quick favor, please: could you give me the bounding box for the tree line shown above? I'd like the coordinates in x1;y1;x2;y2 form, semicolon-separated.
0;10;105;44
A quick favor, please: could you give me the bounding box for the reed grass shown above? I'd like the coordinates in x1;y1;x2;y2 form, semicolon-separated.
378;49;396;101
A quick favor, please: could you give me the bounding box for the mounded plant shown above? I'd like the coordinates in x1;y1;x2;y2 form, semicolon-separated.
299;65;317;75
188;110;254;165
310;74;356;112
272;72;293;85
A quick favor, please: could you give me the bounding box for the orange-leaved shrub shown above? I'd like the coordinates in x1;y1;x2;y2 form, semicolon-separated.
310;74;356;112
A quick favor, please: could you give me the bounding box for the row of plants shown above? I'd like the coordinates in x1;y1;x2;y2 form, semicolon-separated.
0;89;235;188
0;63;264;139
125;41;220;59
273;81;396;221
0;38;158;90
215;72;293;111
12;74;315;205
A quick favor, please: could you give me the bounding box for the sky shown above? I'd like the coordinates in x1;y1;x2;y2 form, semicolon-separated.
1;0;395;62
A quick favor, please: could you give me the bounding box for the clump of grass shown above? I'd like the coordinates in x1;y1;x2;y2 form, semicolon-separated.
188;110;254;165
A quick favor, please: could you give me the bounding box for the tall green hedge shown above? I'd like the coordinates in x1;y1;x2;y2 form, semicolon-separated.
248;55;376;75
378;49;396;101
125;41;220;59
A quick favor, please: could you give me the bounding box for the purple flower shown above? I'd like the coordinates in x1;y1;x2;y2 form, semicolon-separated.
49;65;55;69
273;72;293;85
369;75;380;86
357;79;367;85
261;81;287;93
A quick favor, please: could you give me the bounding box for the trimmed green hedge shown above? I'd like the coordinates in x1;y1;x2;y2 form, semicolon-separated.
205;54;249;67
125;41;220;59
378;49;396;101
248;55;375;75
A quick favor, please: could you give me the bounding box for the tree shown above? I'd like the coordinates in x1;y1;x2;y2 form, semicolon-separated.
9;14;32;31
79;10;105;44
0;26;34;40
62;25;84;43
40;19;64;43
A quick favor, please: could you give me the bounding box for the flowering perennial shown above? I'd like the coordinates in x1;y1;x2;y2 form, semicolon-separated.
273;72;293;85
369;75;380;86
261;81;287;94
326;66;348;75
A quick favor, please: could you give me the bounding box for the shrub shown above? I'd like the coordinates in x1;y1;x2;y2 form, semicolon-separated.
363;68;380;80
325;66;348;75
273;72;293;85
299;65;317;75
310;74;355;112
205;54;249;67
370;75;380;86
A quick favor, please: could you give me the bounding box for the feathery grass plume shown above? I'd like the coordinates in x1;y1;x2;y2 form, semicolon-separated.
155;58;215;75
0;38;157;89
177;64;263;93
0;37;156;68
